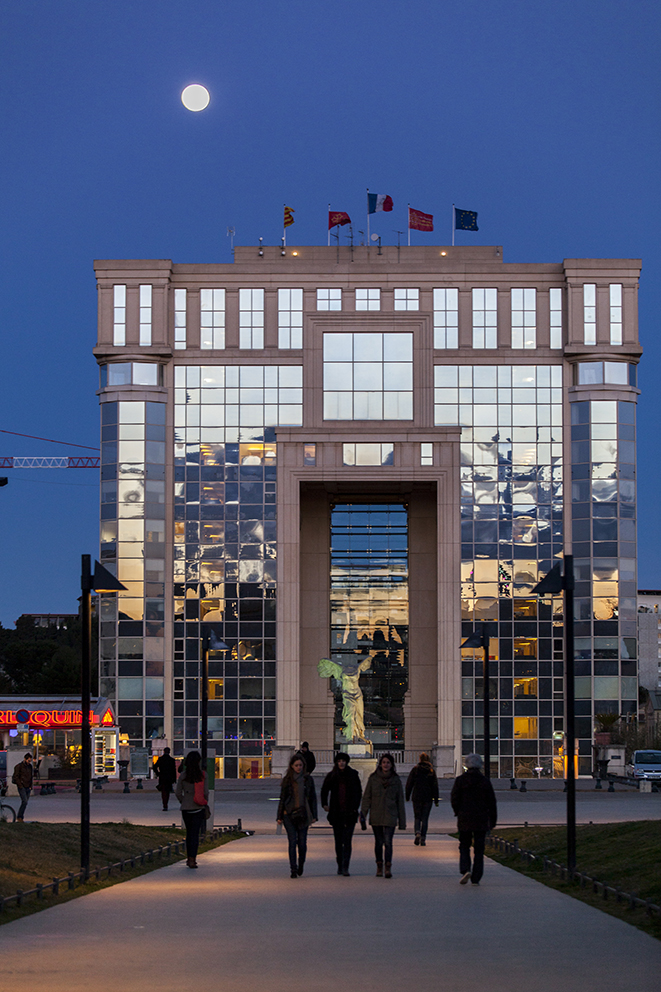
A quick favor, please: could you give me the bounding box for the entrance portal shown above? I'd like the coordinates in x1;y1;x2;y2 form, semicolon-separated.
330;503;409;748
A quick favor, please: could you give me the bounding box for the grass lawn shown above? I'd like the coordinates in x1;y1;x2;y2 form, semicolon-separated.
486;820;661;941
0;821;243;923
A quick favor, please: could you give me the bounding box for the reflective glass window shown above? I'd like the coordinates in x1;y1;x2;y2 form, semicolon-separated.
472;288;497;348
113;285;126;346
434;288;458;348
355;288;381;311
604;362;628;385
549;288;562;349
393;288;419;311
200;289;226;349
239;289;264;349
278;288;303;348
420;442;433;466
511;288;536;349
609;284;622;345
317;288;342;311
323;333;413;421
583;284;596;345
139;285;152;346
577;362;603;385
174;288;187;350
342;443;394;466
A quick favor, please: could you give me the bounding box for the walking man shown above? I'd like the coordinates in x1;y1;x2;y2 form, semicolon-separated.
154;747;177;811
12;752;33;822
298;741;316;774
450;753;497;885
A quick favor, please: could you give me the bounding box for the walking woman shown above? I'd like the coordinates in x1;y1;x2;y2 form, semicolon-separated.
361;753;406;878
277;753;318;878
405;752;439;846
321;752;362;876
175;750;209;869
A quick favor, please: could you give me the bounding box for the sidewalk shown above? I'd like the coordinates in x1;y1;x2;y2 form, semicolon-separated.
0;832;658;992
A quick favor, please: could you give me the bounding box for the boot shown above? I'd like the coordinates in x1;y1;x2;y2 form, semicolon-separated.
376;861;383;877
385;862;392;878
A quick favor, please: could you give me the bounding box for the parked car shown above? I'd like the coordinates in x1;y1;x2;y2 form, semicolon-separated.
626;750;661;781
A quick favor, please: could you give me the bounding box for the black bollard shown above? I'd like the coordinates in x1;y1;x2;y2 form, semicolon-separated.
607;780;615;792
93;778;103;790
136;778;143;790
123;781;131;794
40;783;48;796
519;780;527;793
595;777;602;790
510;778;518;790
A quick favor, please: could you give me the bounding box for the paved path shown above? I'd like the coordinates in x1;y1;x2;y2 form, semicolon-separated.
14;782;661;833
0;832;659;992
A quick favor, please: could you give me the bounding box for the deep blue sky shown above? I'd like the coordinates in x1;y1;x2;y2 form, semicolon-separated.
1;1;660;625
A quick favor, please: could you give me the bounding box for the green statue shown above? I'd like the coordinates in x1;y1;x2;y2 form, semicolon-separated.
318;656;373;743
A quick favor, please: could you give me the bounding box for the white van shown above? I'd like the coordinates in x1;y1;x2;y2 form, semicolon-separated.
626;750;661;781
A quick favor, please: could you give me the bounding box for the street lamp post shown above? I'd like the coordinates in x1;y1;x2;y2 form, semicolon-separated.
460;621;494;779
80;555;126;876
532;557;576;872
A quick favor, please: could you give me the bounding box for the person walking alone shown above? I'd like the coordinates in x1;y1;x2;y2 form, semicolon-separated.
154;747;177;810
450;753;497;885
12;753;33;822
175;750;209;869
277;753;317;878
361;753;406;878
405;752;439;846
321;752;362;876
297;741;316;774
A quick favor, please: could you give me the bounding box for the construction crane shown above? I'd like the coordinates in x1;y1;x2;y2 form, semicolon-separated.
0;456;100;468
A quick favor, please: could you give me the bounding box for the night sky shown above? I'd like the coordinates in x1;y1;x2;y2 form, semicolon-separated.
1;1;659;625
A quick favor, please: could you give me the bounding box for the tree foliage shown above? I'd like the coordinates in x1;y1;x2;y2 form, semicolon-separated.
0;616;98;695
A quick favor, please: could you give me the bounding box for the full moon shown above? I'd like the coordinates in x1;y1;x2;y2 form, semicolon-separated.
181;84;210;112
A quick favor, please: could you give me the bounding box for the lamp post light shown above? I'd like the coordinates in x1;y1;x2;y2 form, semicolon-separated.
80;555;126;876
200;626;228;772
531;557;576;872
460;621;495;780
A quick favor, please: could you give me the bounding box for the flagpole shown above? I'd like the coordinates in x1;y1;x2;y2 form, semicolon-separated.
367;188;370;245
408;204;411;247
283;203;286;248
452;203;455;247
328;204;331;247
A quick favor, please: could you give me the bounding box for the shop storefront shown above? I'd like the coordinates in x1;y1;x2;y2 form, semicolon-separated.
0;696;119;779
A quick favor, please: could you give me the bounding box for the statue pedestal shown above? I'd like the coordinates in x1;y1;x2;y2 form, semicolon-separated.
350;756;377;785
345;741;373;758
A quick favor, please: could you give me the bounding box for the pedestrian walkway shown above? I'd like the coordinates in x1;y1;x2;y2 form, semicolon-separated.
0;833;659;992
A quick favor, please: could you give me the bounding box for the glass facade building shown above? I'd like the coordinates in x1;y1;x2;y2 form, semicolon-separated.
94;246;641;778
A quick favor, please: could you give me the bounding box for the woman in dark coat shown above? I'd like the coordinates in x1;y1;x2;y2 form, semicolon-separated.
450;753;497;885
321;752;362;876
277;753;318;878
360;753;406;878
405;752;439;846
154;747;177;811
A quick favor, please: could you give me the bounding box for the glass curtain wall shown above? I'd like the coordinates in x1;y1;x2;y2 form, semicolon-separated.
571;398;638;773
330;503;409;748
435;364;564;778
172;364;302;777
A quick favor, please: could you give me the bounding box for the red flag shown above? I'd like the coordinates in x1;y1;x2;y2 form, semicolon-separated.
408;207;434;232
329;211;351;229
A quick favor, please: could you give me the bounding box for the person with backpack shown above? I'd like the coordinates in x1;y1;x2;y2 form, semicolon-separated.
321;752;362;876
450;753;498;885
175;750;209;869
277;752;318;878
361;753;406;878
405;752;439;846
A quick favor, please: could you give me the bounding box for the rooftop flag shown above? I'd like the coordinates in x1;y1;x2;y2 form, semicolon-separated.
455;208;478;231
284;205;295;228
408;206;434;232
329;210;351;229
367;192;393;214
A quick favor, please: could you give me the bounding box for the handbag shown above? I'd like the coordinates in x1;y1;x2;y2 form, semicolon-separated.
289;805;308;827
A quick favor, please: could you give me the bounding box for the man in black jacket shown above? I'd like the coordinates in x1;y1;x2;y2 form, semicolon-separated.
451;753;497;885
298;742;316;774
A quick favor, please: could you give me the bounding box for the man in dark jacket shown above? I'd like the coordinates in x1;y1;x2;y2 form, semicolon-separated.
298;742;316;774
12;753;33;822
451;753;497;885
154;747;177;810
405;752;439;846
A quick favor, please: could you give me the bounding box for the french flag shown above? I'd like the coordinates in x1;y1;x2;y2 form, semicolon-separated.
367;192;394;214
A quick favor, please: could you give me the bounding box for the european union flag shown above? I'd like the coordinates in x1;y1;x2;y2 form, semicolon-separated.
455;208;478;231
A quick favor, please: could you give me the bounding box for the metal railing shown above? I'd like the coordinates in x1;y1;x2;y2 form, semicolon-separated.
0;822;245;914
